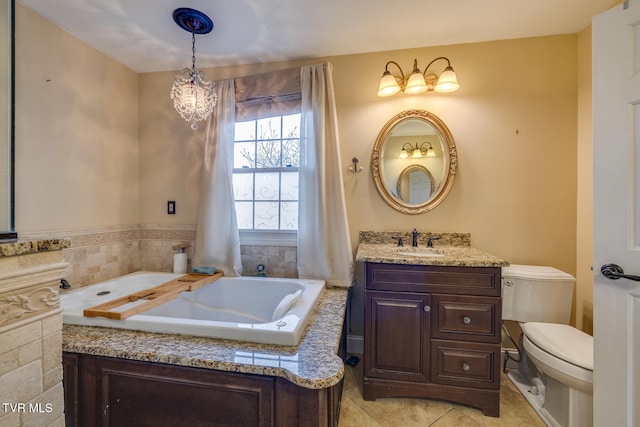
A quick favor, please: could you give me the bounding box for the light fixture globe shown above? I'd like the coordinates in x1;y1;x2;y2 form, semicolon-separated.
434;66;459;93
170;8;216;130
377;71;401;97
404;72;428;94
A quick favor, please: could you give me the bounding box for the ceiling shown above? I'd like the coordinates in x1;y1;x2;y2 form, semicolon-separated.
19;0;615;74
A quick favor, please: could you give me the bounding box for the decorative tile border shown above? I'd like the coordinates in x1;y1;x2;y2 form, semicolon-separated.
0;286;59;327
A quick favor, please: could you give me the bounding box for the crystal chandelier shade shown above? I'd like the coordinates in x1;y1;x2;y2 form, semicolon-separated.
170;8;216;130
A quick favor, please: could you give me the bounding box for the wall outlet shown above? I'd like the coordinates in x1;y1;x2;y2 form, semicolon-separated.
167;201;176;215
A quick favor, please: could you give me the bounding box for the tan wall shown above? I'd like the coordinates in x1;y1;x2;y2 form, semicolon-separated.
140;35;579;277
14;4;139;233
16;5;583;330
576;26;594;334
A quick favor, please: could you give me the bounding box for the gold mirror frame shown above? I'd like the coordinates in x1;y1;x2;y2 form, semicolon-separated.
371;109;457;214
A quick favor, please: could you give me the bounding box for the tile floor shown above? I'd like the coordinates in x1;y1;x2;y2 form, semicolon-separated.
338;358;545;427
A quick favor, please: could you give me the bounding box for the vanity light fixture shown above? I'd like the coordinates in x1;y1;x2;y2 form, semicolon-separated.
170;8;216;130
377;57;459;97
399;142;436;159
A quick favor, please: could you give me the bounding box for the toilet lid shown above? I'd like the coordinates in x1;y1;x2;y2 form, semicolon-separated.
522;322;593;371
502;264;576;282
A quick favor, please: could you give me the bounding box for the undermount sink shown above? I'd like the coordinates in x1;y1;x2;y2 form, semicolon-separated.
396;248;446;258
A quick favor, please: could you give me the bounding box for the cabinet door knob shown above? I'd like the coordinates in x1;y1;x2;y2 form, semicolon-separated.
462;362;470;372
463;316;471;324
424;305;431;312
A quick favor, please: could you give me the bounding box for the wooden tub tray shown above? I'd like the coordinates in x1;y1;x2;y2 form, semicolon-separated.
83;272;223;320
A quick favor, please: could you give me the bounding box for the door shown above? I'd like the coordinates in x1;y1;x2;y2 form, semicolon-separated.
408;169;430;204
364;290;431;383
593;1;640;425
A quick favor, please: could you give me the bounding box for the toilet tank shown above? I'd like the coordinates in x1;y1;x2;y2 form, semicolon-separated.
502;264;576;324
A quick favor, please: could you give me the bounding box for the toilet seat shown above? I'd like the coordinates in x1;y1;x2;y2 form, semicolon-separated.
522;322;593;390
522;322;593;370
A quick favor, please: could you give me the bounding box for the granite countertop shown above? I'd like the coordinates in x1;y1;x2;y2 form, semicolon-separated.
0;238;71;257
356;243;509;267
63;286;348;390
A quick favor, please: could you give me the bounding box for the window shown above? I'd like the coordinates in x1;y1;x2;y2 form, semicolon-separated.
232;113;300;234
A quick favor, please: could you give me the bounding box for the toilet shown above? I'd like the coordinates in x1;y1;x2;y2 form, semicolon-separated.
502;264;593;427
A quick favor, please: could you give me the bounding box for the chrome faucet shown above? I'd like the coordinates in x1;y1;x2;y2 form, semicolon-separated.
412;228;419;247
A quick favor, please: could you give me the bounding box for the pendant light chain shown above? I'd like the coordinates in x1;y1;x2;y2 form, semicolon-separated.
191;30;197;76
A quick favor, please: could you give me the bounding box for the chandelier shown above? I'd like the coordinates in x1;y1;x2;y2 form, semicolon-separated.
170;8;217;130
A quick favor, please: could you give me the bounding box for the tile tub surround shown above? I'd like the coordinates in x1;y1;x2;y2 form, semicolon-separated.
0;244;69;427
63;286;348;389
23;226;300;290
356;243;509;267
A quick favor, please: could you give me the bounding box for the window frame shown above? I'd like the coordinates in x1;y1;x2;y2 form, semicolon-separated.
233;114;300;246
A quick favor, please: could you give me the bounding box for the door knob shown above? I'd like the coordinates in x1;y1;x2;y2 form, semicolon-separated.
601;263;640;282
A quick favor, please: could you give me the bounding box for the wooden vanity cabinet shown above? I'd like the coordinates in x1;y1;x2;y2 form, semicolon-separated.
363;263;502;417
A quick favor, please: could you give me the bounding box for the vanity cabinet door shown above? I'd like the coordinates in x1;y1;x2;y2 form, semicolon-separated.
364;290;431;382
76;354;275;427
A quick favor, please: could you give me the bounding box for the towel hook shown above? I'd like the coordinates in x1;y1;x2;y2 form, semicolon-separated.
348;157;363;173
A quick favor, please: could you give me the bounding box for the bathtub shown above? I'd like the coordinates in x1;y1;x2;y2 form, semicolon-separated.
61;272;325;346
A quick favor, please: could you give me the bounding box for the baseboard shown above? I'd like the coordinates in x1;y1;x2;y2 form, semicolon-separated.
347;334;363;355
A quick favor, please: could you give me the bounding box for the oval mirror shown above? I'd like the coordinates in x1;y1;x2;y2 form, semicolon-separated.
371;110;457;214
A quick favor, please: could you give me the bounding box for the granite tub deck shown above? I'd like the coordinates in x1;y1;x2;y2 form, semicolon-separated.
62;286;348;389
0;238;71;257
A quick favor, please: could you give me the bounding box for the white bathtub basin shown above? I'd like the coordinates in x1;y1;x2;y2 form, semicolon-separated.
61;272;325;346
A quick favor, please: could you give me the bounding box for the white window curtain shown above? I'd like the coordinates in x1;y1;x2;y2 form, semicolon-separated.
193;79;243;276
298;63;353;287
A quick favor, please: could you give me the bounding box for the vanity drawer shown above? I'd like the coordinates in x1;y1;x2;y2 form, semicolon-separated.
365;263;501;296
431;340;500;389
431;294;501;343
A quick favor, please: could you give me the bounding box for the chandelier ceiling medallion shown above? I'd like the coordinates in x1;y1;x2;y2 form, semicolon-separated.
170;8;216;130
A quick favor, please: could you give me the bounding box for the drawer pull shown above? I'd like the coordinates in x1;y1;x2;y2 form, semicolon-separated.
424;305;431;312
463;316;471;324
462;362;470;372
